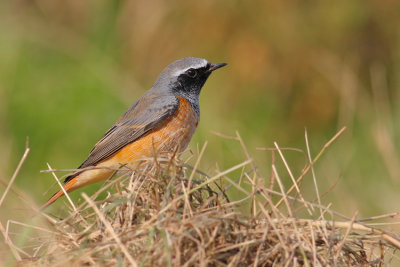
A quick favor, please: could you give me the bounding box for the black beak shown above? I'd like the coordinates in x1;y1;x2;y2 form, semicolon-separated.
207;62;227;73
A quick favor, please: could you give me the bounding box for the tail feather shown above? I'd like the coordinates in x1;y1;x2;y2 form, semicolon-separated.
40;177;78;210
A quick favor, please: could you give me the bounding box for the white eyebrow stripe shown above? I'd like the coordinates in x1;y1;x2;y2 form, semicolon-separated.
172;60;208;76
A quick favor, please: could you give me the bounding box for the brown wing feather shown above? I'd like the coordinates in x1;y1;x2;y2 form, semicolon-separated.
64;92;178;183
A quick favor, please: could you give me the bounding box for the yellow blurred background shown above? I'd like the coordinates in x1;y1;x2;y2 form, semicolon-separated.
1;0;399;226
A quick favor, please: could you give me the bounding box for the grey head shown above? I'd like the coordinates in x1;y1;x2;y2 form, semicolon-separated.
151;57;227;115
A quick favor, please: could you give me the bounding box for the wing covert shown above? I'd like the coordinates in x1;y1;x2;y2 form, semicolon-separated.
75;93;178;171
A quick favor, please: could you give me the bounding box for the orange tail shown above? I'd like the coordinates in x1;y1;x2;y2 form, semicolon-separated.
40;177;78;210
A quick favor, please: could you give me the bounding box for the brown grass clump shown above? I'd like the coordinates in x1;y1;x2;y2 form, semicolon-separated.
3;129;400;266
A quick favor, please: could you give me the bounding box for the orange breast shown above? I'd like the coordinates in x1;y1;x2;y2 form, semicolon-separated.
107;96;199;166
68;97;199;191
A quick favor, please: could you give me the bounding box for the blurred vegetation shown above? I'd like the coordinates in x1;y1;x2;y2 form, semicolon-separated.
1;0;400;221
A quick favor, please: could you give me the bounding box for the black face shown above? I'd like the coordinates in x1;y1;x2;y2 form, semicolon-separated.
174;63;212;95
166;60;226;115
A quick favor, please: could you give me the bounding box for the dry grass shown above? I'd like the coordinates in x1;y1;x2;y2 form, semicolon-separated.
3;129;400;266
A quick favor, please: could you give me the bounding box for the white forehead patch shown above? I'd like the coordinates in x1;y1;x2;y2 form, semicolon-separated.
172;59;208;77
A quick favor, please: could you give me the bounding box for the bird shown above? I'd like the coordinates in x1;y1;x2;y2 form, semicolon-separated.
41;57;227;209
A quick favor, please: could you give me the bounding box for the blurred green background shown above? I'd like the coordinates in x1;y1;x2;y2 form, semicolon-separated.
1;0;400;221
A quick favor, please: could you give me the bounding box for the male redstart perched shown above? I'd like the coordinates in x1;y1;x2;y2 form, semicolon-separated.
42;57;227;209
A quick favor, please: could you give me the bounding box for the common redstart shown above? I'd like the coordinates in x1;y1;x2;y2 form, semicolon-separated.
42;57;227;209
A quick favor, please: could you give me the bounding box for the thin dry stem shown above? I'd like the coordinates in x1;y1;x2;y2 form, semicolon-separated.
304;128;323;217
46;163;76;211
0;146;30;207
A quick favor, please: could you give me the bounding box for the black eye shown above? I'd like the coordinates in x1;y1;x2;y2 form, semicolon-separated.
186;68;197;78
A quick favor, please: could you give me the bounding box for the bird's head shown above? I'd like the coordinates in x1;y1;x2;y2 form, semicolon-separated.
153;57;227;111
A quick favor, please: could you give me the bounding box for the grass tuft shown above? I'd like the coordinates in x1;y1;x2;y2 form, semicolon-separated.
5;130;400;266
